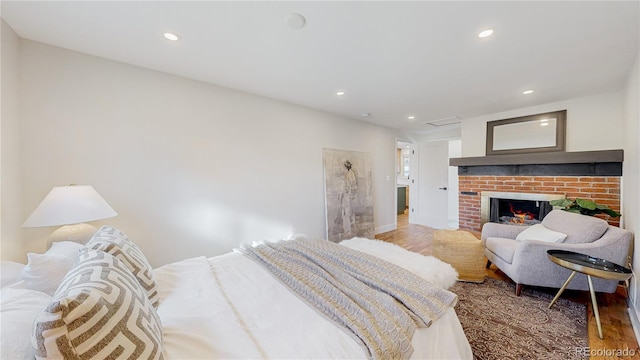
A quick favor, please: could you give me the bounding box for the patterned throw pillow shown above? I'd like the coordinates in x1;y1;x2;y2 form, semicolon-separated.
31;248;164;360
87;226;159;307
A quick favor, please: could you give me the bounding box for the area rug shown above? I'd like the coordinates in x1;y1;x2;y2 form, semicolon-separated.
450;278;588;360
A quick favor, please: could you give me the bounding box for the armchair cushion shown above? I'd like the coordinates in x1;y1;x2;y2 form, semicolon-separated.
541;210;608;244
485;237;518;264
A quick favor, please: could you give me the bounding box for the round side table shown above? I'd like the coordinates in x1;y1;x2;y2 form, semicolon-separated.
547;249;632;340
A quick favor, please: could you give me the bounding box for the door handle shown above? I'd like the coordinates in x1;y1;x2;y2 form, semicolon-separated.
438;187;448;190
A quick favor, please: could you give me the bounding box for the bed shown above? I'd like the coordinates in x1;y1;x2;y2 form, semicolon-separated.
1;226;472;359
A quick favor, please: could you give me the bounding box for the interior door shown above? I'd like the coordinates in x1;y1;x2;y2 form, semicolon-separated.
415;141;450;228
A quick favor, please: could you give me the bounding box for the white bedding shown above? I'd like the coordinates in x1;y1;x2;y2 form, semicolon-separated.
155;241;472;359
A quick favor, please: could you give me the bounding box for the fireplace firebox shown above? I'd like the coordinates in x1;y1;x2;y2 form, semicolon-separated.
489;198;553;225
480;191;565;226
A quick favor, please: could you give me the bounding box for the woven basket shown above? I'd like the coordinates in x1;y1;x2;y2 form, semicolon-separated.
433;230;486;283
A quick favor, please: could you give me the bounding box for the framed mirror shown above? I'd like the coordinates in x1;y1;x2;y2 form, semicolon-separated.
486;110;566;155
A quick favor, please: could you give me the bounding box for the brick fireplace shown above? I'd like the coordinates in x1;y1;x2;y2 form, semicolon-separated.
450;150;624;232
458;175;621;231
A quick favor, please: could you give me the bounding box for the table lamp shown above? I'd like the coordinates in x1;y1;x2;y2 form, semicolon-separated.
23;184;118;245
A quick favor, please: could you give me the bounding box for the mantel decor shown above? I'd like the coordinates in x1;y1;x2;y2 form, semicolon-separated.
549;198;621;218
486;110;566;155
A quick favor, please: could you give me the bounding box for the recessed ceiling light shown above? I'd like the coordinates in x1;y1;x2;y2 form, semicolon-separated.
478;29;494;38
164;32;179;41
522;90;534;95
336;91;345;96
407;115;415;120
286;13;306;29
361;112;371;117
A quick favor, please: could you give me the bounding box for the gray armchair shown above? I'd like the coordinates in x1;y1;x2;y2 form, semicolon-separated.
482;210;632;296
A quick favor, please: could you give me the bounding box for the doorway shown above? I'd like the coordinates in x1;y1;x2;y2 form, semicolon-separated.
396;141;412;224
409;139;461;229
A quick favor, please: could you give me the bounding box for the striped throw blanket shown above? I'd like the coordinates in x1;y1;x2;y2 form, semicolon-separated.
237;237;458;360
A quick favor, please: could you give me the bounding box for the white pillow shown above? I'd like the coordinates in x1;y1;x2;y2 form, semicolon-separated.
515;223;568;243
1;261;25;287
0;288;52;360
20;241;84;296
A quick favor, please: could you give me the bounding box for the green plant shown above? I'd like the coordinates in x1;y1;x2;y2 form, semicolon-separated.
549;198;621;218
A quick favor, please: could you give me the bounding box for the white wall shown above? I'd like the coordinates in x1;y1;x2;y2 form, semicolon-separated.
16;40;400;266
461;91;624;157
623;51;640;339
447;140;461;229
1;19;23;261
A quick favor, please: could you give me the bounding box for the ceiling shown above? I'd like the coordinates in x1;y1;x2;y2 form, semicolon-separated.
2;1;638;133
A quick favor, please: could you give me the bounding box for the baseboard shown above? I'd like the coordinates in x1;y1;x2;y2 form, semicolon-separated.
375;224;396;235
628;304;640;347
410;214;430;227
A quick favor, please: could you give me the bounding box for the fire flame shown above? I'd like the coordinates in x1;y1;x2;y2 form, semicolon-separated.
509;203;536;224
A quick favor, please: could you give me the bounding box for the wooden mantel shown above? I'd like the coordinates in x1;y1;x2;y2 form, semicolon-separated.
450;149;623;176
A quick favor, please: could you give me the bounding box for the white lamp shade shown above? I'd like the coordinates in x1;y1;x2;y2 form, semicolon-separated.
23;185;117;227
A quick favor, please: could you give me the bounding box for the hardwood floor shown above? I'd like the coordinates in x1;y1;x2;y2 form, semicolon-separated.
376;214;640;359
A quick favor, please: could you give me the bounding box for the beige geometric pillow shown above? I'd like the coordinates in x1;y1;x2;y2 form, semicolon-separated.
87;225;159;307
32;248;164;360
